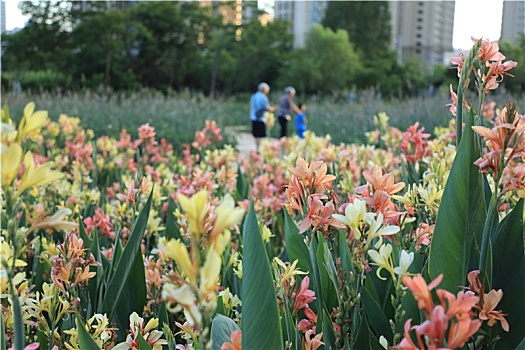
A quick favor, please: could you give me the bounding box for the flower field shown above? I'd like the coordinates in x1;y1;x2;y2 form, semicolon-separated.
1;40;524;350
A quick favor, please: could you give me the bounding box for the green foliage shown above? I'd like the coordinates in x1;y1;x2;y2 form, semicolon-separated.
100;190;152;337
75;316;102;350
491;199;525;348
210;314;241;350
428;109;486;293
241;203;283;350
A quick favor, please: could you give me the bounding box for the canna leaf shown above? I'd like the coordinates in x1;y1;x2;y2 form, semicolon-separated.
211;314;241;350
76;316;102;350
428;109;486;293
241;202;283;350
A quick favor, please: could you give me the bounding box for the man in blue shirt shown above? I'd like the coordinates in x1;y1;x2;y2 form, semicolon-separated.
295;103;308;138
250;82;275;150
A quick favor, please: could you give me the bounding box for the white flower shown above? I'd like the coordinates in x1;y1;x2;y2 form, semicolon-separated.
394;250;414;277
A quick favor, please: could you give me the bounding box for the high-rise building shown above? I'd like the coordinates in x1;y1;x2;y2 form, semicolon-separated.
390;1;455;71
274;0;327;48
1;0;6;34
501;0;525;44
200;0;258;25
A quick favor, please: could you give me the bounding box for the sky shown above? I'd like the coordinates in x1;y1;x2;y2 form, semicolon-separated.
5;0;505;50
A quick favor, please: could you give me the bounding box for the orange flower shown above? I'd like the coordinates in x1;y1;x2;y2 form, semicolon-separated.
363;166;405;195
447;317;481;349
475;37;505;62
221;330;242;350
479;289;509;331
402;274;443;315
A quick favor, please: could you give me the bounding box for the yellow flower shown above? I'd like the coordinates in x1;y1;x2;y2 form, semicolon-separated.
260;224;275;243
16;102;48;141
211;194;245;240
367;244;396;281
200;248;221;293
1;142;22;187
177;189;208;237
332;199;375;239
1;241;27;268
233;260;243;279
165;239;195;284
274;258;307;285
365;212;400;249
33;208;78;233
18;152;63;194
41;237;60;256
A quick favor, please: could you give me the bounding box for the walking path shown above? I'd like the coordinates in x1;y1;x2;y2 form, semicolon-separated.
224;126;277;157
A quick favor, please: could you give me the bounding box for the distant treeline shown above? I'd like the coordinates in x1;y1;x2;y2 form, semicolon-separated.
2;1;525;97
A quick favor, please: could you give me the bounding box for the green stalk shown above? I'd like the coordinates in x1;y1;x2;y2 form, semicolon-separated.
455;81;464;148
8;277;25;350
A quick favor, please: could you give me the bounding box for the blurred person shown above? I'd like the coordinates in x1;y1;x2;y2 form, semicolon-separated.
277;86;301;139
295;103;308;139
250;82;276;151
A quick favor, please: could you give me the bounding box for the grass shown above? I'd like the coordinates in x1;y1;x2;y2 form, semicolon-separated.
4;89;524;149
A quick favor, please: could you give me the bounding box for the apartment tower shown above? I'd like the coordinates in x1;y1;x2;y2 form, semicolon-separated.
274;0;327;48
500;0;525;43
390;1;455;70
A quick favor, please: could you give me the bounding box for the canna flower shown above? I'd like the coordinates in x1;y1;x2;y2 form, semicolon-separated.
479;289;509;331
33;208;78;233
475;37;505;62
446;317;481;348
368;244;396;281
1;240;27;268
274;258;307;285
18;152;63;194
394;250;414;277
221;330;242;350
177;189;208;237
16;102;48;141
292;276;316;314
211;193;245;241
450;53;464;76
363;166;405;195
165;239;195;284
162;284;202;326
402;274;443;315
113;312;167;350
365;212;400;249
1;142;22;187
117;182;139;206
304;330;324;350
333;198;374;239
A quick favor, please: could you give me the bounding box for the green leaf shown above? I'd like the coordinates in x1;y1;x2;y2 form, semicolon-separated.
0;308;6;350
321;308;337;349
316;233;339;312
241;202;283;350
165;197;181;240
211;314;241;350
283;210;312;275
428;109;486;293
114;249;147;340
137;332;154;350
100;190;152;320
79;215;92;246
157;301;169;329
491;199;524;349
88;232;104;315
362;276;393;343
236;166;249;200
76;316;101;350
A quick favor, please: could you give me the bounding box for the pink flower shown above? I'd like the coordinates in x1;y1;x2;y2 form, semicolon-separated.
402;274;443;315
292;276;316;314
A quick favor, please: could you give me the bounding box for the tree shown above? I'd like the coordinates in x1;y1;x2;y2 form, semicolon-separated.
499;36;525;94
308;24;362;91
322;1;391;58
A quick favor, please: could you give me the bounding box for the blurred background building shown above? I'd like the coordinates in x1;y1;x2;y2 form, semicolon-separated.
390;1;455;72
500;0;525;43
274;0;327;48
